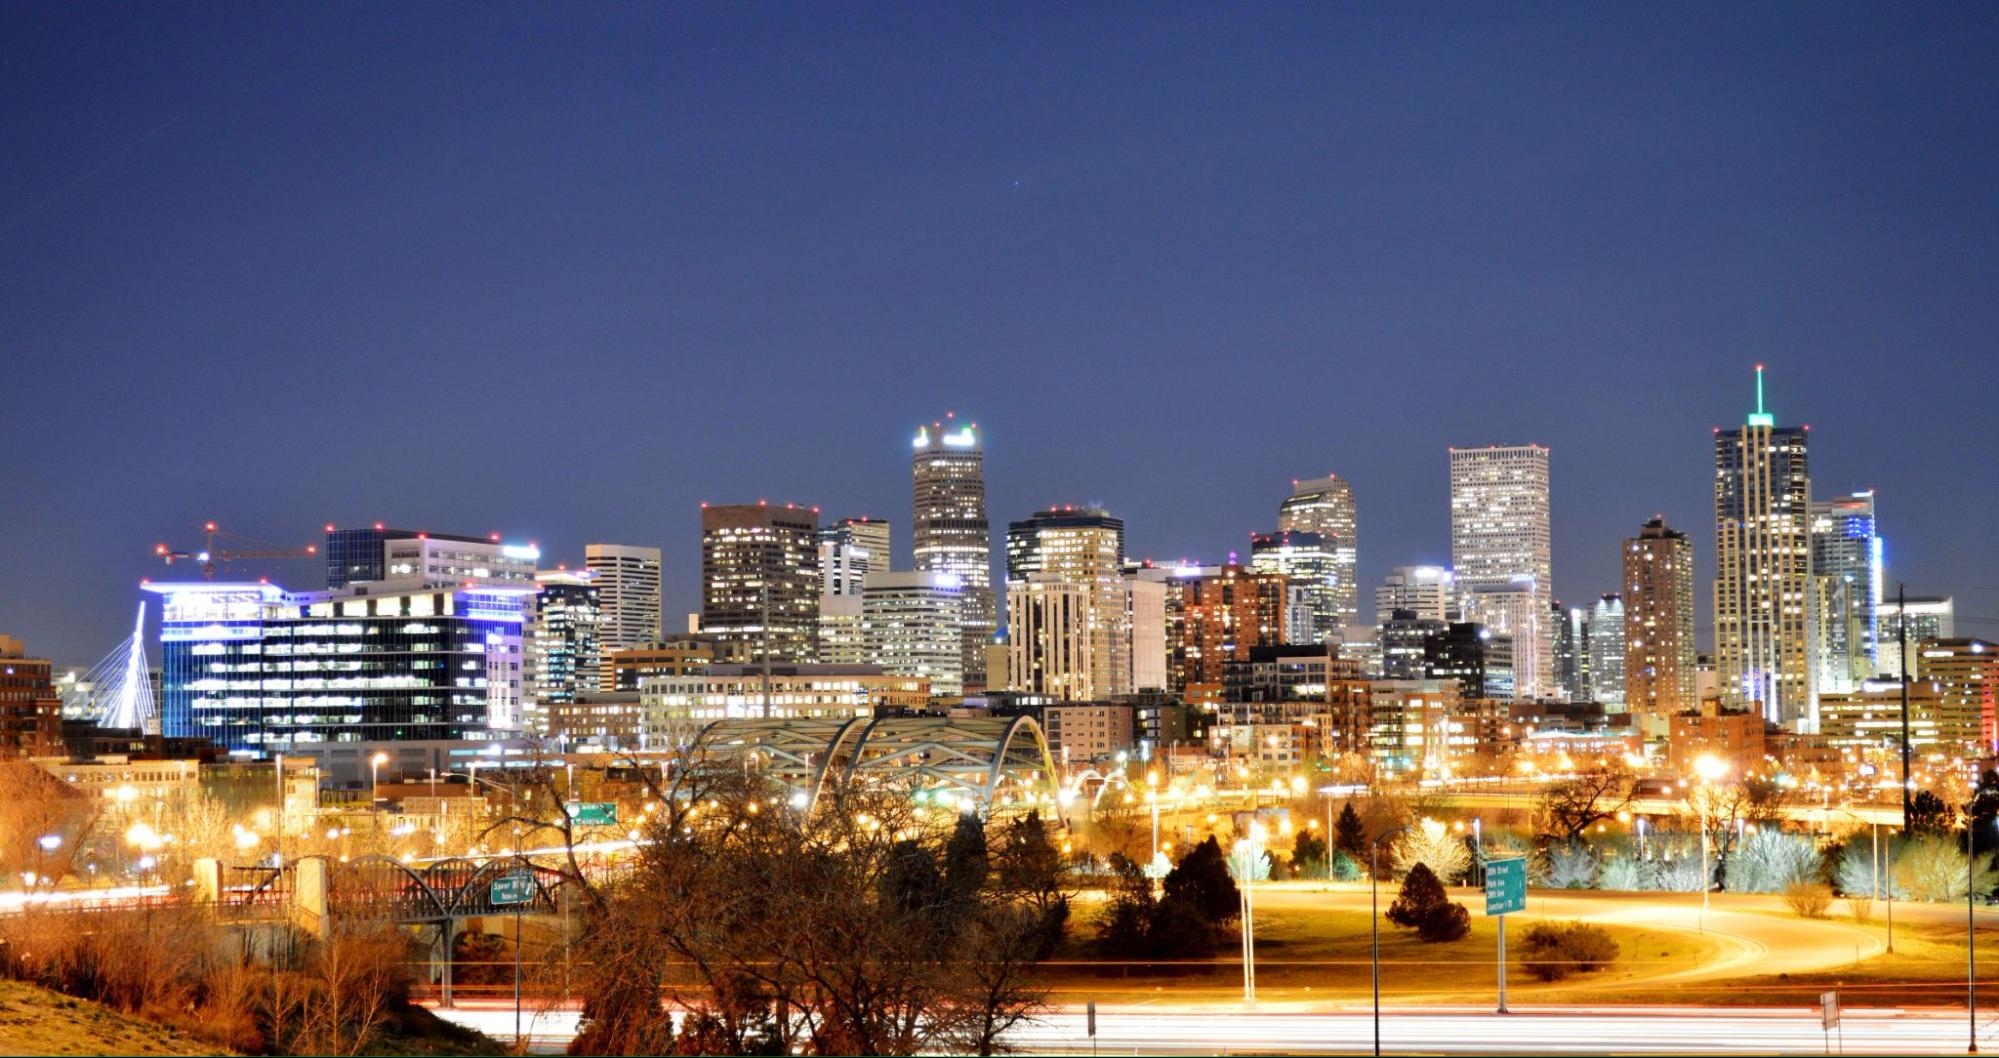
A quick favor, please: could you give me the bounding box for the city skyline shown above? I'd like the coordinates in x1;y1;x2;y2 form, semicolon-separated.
4;6;1997;666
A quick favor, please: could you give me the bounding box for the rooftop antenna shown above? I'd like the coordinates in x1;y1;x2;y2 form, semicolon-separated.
1748;363;1774;427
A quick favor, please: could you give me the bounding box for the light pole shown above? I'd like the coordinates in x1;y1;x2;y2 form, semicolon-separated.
1970;806;1989;1054
1235;824;1266;1005
1371;825;1411;1058
370;751;389;803
1693;755;1729;908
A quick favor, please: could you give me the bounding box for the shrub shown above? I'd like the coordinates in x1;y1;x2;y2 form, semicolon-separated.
1782;880;1834;919
1599;856;1643;892
1648;855;1705;893
1393;820;1470;884
1896;834;1999;902
1418;899;1471;942
1547;840;1600;889
1728;830;1821;894
1835;838;1898;899
1518;921;1619;981
1847;894;1874;923
1329;851;1363;881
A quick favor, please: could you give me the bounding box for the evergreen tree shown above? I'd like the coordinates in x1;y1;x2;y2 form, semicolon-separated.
1291;829;1329;879
1385;863;1470;942
1969;771;1999;857
1909;790;1957;835
1163;835;1240;924
944;811;990;904
1335;801;1368;862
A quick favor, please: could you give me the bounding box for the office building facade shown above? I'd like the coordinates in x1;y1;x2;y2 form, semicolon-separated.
912;415;997;690
819;517;890;597
862;570;966;697
1449;445;1553;698
584;543;662;663
1277;475;1359;633
699;503;821;664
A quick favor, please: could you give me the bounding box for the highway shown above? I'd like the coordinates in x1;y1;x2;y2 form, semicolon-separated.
428;1001;1989;1054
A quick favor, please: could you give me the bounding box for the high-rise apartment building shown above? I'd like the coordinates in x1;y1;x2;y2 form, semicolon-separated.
528;569;601;733
1005;507;1130;699
1623;517;1696;724
585;544;662;664
1588;594;1626;708
699;503;821;664
1449;445;1553;698
1379;609;1446;681
1879;596;1956;678
1376;566;1455;625
1249;530;1340;646
817;593;868;666
1917;639;1997;754
1714;366;1814;728
1165;564;1289;698
819;518;890;597
912;415;996;690
862;570;965;697
1277;475;1359;634
1809;492;1882;694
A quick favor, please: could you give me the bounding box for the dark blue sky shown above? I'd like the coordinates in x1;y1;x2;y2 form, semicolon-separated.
4;5;1996;664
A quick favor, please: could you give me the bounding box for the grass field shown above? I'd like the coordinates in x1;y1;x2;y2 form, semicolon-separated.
1037;898;1722;1006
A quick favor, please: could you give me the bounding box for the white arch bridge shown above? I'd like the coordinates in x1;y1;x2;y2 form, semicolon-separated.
690;715;1064;814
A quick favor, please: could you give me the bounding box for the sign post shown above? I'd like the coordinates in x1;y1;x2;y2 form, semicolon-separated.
1087;999;1097;1057
565;802;618;827
1484;857;1527;1014
1820;990;1841;1054
490;869;535;1049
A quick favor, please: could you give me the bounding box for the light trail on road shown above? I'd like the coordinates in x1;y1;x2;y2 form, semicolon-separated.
427;1001;1987;1055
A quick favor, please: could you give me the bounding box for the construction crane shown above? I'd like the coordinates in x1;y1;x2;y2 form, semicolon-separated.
155;521;319;581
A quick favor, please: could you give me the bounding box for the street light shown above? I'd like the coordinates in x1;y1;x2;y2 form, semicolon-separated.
1693;755;1729;908
1371;824;1412;1058
1234;824;1268;1005
1970;804;1991;1054
371;751;390;802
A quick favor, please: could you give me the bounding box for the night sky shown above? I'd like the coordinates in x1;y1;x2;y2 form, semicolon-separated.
4;5;1996;665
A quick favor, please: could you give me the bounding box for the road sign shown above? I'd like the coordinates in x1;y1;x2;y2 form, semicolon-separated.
1820;990;1839;1029
489;870;534;906
566;801;617;826
1484;857;1527;916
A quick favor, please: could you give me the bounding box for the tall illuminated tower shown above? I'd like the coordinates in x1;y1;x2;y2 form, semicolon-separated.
1623;516;1696;725
1810;491;1881;693
1448;444;1553;698
912;414;996;689
1278;475;1359;634
1714;365;1815;728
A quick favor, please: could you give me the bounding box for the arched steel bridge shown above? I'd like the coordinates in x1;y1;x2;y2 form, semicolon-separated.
692;714;1062;813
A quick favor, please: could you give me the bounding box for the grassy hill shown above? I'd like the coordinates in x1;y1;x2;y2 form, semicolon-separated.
0;979;226;1056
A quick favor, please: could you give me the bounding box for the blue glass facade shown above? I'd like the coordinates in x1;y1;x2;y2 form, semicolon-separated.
152;582;526;755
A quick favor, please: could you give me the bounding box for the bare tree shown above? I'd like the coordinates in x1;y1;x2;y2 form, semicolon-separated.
1535;765;1634;842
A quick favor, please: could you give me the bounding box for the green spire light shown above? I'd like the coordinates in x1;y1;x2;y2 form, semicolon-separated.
1747;363;1774;427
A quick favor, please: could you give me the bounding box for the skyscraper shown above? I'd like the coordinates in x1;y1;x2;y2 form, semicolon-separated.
1623;517;1697;724
585;543;661;661
862;570;966;697
1277;475;1359;633
1588;594;1625;709
529;569;602;732
700;503;821;664
819;517;890;597
1448;445;1553;698
1810;492;1882;694
1006;507;1130;699
1248;530;1340;646
1552;599;1584;702
912;414;996;690
1714;366;1814;727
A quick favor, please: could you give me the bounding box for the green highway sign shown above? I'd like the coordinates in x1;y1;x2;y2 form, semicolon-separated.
489;870;535;906
567;801;617;827
1484;857;1527;916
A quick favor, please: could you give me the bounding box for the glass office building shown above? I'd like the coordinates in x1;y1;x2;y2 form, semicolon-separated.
149;580;529;755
